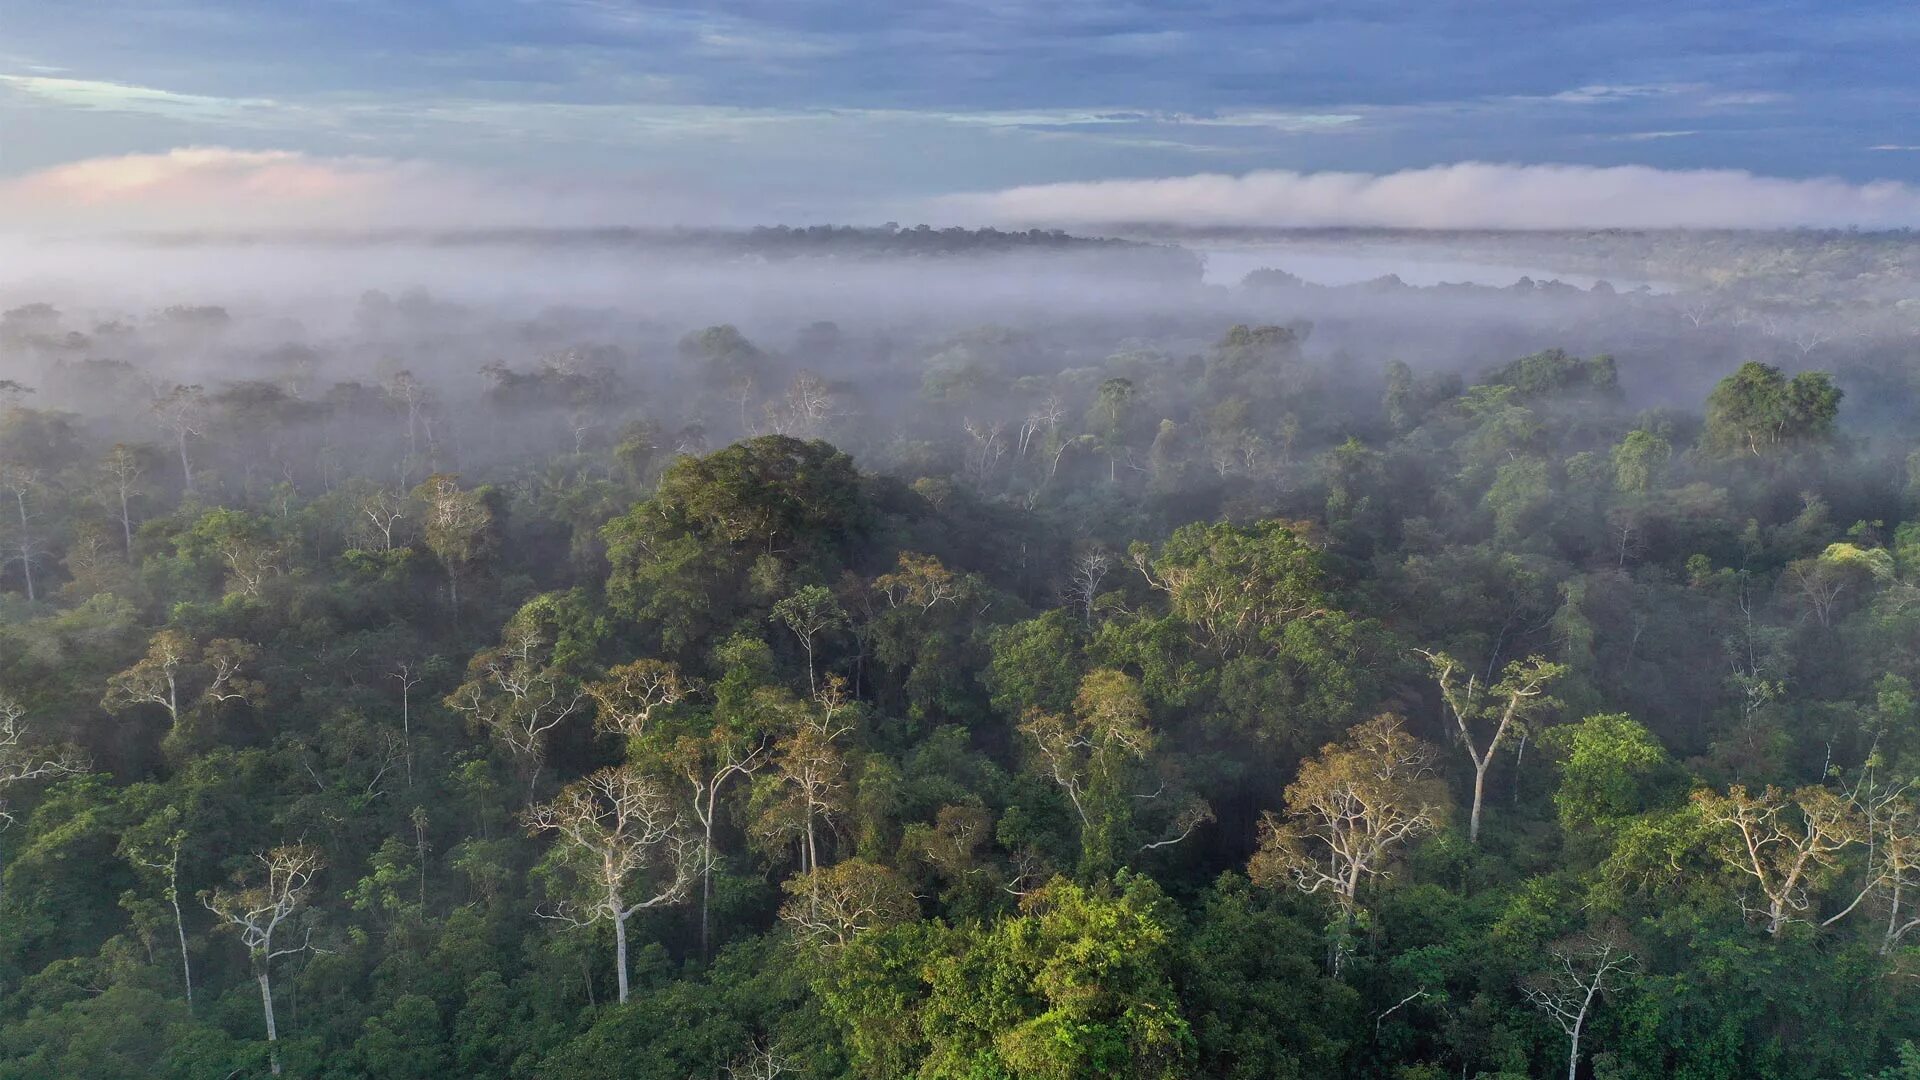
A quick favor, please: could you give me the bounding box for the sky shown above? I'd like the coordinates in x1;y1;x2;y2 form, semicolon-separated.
3;0;1920;229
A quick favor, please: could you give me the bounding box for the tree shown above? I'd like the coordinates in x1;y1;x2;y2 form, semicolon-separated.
1384;358;1416;433
873;552;960;613
179;508;283;599
101;630;262;750
383;369;433;476
1521;930;1637;1080
413;473;496;615
1090;377;1136;482
778;858;917;951
1064;549;1111;625
1693;784;1863;933
97;443;151;559
726;1039;799;1080
587;659;693;744
755;689;853;882
201;844;324;1076
669;723;767;959
356;485;411;551
1248;715;1448;915
1821;777;1920;953
526;766;697;1004
772;585;844;695
603;437;867;646
151;384;208;493
445;620;585;801
1611;429;1671;494
1702;361;1842;457
1129;520;1329;658
120;808;194;1005
1422;651;1567;843
0;463;47;601
919;875;1194;1080
0;690;85;826
1543;713;1679;833
390;661;426;788
354;993;452;1080
1020;668;1156;877
629;435;863;557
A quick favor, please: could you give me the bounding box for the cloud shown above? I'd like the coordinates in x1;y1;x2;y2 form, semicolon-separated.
1547;83;1697;104
1701;91;1789;107
918;107;1362;133
935;162;1920;230
0;146;732;232
0;73;281;123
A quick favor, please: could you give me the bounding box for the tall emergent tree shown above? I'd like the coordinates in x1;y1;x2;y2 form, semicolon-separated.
1521;931;1638;1080
1423;651;1566;843
202;844;324;1077
1702;361;1842;457
1248;715;1448;914
526;765;696;1003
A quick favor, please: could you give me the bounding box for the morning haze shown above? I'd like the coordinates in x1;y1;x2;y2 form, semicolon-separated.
1;2;1917;1078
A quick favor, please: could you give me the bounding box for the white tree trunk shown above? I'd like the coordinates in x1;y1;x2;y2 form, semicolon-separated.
614;910;631;1004
170;880;192;1005
1469;762;1488;844
258;969;281;1075
1566;997;1591;1080
14;490;34;602
701;800;717;959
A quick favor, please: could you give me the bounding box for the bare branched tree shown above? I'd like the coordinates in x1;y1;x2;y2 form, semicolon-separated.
1063;549;1111;625
0;691;86;827
391;662;424;788
587;658;692;742
1017;395;1063;457
1521;931;1638;1080
962;417;1008;486
357;486;411;551
725;1038;797;1080
446;625;585;801
202;844;324;1076
102;630;263;744
1694;783;1863;934
525;766;697;1003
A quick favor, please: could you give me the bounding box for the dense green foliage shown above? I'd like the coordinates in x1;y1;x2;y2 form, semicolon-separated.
0;287;1918;1079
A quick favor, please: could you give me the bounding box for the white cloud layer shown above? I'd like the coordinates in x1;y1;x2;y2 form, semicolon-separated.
12;150;1920;235
938;162;1920;229
0;146;736;232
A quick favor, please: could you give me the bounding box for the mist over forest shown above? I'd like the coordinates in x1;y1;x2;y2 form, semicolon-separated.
2;220;1920;1080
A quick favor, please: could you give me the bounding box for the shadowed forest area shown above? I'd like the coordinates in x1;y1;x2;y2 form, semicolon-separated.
1;228;1919;1078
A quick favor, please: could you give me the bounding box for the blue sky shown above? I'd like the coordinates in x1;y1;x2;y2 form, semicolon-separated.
3;1;1919;225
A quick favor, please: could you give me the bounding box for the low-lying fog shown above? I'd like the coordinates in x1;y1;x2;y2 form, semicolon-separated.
1;225;1914;460
1194;240;1673;291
